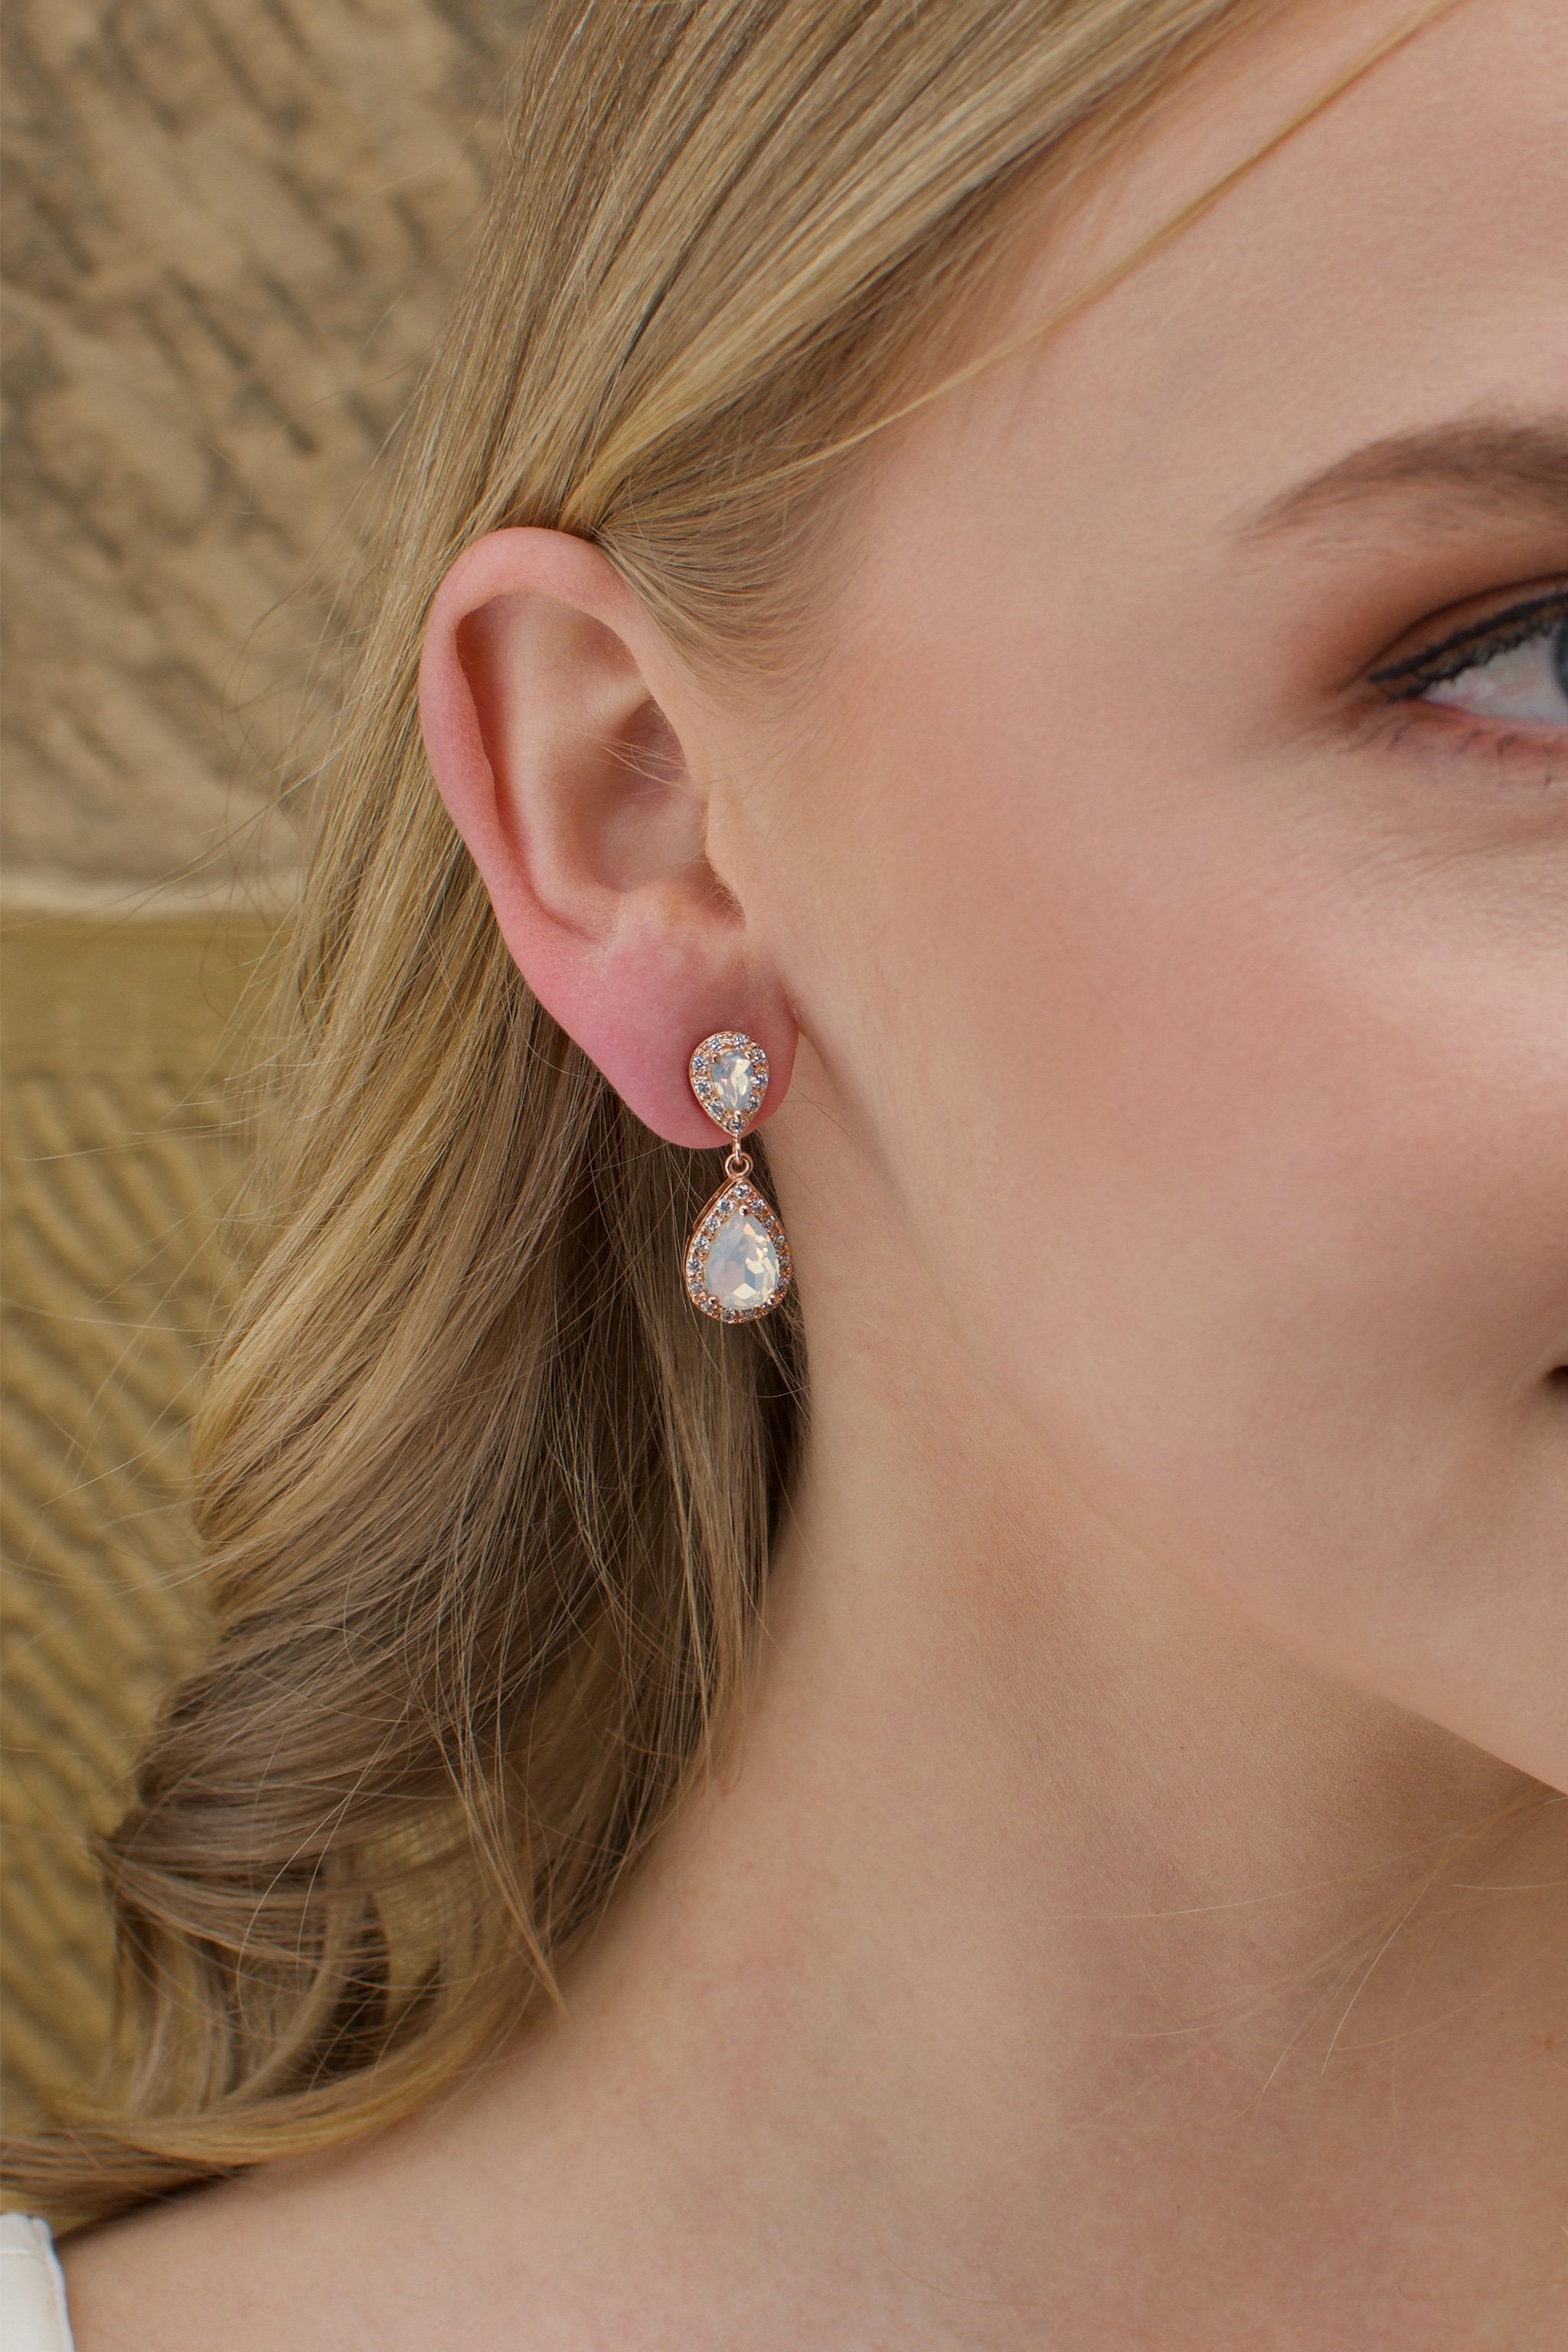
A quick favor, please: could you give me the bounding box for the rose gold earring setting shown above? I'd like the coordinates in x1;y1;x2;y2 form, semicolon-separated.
683;1032;792;1323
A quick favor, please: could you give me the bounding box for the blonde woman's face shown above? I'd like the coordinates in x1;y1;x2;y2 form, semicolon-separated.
732;0;1568;1785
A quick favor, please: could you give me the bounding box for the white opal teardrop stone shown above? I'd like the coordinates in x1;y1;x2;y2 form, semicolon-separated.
689;1032;769;1135
704;1205;781;1312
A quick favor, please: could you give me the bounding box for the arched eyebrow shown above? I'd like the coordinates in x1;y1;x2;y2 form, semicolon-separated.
1237;419;1568;543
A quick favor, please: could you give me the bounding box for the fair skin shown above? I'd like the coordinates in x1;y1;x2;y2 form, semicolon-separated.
67;0;1567;2345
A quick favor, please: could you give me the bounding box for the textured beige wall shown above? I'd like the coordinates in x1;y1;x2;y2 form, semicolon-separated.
3;0;526;907
2;0;529;2124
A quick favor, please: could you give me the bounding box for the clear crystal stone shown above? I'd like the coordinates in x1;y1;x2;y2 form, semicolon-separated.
703;1204;779;1312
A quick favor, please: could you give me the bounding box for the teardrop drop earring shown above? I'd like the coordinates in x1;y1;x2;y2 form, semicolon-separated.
683;1031;792;1323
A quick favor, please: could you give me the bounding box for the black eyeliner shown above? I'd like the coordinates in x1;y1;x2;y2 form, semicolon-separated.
1367;586;1568;696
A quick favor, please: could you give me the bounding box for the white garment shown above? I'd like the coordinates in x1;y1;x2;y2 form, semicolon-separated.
0;2216;75;2351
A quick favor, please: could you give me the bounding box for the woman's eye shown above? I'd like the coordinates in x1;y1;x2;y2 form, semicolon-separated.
1370;593;1568;729
1424;615;1568;726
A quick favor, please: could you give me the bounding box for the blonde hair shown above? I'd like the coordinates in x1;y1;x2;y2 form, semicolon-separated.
11;0;1451;2228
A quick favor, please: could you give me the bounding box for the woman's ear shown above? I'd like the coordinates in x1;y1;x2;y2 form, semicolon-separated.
419;528;795;1145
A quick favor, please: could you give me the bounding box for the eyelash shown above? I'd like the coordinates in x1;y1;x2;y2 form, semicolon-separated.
1356;586;1568;780
1367;586;1568;701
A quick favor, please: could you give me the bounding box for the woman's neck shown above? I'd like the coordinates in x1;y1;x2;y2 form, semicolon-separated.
406;1214;1562;2348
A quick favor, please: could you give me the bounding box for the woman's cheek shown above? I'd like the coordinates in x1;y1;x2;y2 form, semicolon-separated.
884;781;1560;1618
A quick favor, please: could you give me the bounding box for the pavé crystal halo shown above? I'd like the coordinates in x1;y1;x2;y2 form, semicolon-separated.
688;1031;769;1135
684;1031;792;1324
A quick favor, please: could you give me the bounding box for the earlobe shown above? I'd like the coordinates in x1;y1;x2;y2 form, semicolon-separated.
417;528;796;1147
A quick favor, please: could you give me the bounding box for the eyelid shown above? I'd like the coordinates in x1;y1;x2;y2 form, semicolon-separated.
1367;584;1568;695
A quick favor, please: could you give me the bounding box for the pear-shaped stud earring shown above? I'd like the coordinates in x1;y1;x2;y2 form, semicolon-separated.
683;1031;792;1323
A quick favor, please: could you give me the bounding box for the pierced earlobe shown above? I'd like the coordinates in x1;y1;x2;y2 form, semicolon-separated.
682;1033;792;1322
